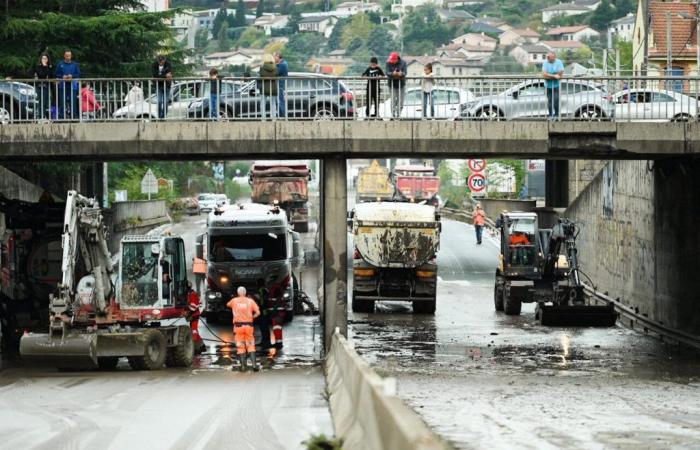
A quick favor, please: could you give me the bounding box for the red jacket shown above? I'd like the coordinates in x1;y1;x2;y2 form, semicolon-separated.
188;291;201;319
80;87;101;113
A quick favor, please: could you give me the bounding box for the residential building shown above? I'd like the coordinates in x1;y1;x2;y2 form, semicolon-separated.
609;13;635;42
574;0;601;11
450;33;497;50
404;56;485;77
468;21;504;35
437;43;495;59
541;40;589;52
254;13;289;35
334;1;381;15
391;0;441;14
499;28;541;47
298;16;338;37
170;10;198;48
436;8;476;22
541;3;591;23
307;57;356;75
141;0;169;12
633;0;698;77
204;49;264;68
192;9;236;30
509;44;550;67
546;25;600;41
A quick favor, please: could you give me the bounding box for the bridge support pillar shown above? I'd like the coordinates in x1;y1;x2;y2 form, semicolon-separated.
322;157;348;352
545;160;569;207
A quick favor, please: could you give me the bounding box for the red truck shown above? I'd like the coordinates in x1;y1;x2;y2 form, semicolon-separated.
249;161;311;232
392;165;441;206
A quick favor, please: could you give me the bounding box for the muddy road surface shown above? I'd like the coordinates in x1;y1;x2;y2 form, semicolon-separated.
349;219;700;449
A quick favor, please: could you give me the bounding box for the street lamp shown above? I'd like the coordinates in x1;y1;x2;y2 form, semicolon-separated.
678;11;700;76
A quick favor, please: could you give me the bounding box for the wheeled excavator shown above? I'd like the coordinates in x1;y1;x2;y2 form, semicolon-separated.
494;212;617;326
20;191;195;369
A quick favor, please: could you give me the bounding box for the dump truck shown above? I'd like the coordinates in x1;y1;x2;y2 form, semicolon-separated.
249;161;311;232
0;194;64;355
20;191;194;370
349;202;441;314
494;212;617;326
196;203;303;323
391;165;441;206
356;160;394;203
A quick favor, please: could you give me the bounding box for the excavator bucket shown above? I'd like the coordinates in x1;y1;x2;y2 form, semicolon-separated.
20;332;99;369
536;303;618;327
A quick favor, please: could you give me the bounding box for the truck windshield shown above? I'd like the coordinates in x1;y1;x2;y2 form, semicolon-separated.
120;242;159;307
210;234;286;262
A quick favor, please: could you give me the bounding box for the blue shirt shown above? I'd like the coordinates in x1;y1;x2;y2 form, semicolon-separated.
277;59;288;90
55;60;81;91
542;59;563;88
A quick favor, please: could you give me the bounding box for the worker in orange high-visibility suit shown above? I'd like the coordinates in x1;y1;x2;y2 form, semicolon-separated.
187;282;206;354
226;286;261;372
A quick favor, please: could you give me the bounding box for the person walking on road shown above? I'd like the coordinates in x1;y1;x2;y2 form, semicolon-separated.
55;50;80;120
473;203;485;245
151;55;173;119
227;286;261;372
34;53;53;120
187;282;206;354
274;51;288;118
542;52;564;119
362;57;385;118
386;52;407;119
258;54;278;120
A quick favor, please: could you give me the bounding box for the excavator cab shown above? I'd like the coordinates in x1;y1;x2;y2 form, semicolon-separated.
498;213;541;278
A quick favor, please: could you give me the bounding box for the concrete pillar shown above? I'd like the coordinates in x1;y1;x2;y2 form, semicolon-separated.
545;160;569;207
322;157;348;351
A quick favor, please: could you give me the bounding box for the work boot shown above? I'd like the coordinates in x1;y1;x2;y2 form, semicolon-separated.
239;354;248;372
250;352;259;372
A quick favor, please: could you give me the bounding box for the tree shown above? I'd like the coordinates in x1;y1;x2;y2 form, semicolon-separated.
401;5;450;55
589;0;615;30
218;22;231;51
0;1;188;77
195;29;209;51
365;26;398;62
212;8;230;37
256;0;264;18
237;27;268;48
234;0;247;27
327;18;349;51
613;0;635;16
284;33;327;70
341;13;375;48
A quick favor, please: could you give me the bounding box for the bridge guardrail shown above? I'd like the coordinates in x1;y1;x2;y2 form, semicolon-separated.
325;329;447;450
3;75;700;124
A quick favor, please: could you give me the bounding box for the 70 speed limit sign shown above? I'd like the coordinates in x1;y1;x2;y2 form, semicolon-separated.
468;173;486;196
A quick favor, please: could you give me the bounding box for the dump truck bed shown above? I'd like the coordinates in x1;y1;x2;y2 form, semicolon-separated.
357;160;394;201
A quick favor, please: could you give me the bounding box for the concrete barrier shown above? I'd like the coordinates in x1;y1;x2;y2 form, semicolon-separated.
107;200;170;252
325;330;447;450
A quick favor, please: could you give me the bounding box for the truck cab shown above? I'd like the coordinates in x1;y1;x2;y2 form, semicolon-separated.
197;203;302;322
391;165;441;206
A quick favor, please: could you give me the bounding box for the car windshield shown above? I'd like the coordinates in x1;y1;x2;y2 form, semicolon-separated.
210;234;287;262
198;194;215;202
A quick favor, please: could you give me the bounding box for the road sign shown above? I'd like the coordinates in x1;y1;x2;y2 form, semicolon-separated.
141;168;158;200
468;159;487;172
468;173;486;196
212;162;225;181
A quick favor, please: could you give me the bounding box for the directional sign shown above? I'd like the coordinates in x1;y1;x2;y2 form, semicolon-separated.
468;159;487;172
141;168;158;199
468;173;486;196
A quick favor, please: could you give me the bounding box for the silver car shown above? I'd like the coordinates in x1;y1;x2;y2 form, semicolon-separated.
460;79;614;120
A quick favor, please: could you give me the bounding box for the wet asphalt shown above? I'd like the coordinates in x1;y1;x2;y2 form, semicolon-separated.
349;219;700;449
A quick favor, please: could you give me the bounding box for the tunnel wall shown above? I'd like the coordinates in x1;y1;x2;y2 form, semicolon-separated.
565;159;700;335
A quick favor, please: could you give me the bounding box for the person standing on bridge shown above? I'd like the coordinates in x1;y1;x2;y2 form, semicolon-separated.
362;57;385;118
55;50;80;120
151;55;173;119
209;68;220;120
34;53;53;121
386;52;407;119
542;52;564;119
227;286;261;372
258;54;278;120
275;51;288;119
472;203;486;245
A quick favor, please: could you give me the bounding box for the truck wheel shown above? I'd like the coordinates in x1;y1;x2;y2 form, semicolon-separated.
128;329;167;370
503;283;521;315
294;222;309;233
351;295;374;313
97;357;120;370
413;298;436;314
494;275;504;312
165;326;194;368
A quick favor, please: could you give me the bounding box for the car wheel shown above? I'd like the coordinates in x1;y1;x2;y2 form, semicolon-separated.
672;113;691;122
476;106;502;120
576;105;603;121
312;105;336;120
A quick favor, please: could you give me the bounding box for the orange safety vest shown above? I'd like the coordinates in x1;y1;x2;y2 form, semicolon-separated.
193;257;207;275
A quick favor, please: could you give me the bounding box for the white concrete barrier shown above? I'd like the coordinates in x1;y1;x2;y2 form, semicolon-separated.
325;330;447;450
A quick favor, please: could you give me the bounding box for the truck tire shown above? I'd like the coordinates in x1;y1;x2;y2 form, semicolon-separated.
128;329;167;371
503;283;521;315
165;326;194;368
494;274;504;312
351;295;374;313
97;357;120;370
413;298;436;314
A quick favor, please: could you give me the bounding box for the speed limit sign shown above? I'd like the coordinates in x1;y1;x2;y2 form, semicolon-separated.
468;173;486;196
468;159;487;172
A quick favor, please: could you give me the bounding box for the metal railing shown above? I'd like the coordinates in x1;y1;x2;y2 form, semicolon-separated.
3;75;700;124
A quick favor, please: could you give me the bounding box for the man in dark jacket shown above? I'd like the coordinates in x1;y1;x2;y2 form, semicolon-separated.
55;50;81;120
274;52;288;118
151;55;173;119
385;52;407;119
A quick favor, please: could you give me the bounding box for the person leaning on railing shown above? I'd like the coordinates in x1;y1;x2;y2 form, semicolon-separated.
258;53;278;120
542;51;564;120
34;53;53;120
55;50;81;120
151;55;173;119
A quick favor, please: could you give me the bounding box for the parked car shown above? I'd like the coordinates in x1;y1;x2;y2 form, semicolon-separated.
214;194;229;207
360;86;475;120
197;193;219;213
188;73;355;119
113;80;236;120
0;81;38;123
458;80;614;120
612;88;698;121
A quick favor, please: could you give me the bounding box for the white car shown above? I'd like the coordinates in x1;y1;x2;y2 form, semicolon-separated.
612;89;698;122
214;194;229;207
361;87;475;120
197;193;219;213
